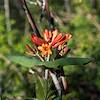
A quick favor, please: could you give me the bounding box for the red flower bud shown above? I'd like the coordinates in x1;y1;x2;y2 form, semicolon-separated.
31;35;46;45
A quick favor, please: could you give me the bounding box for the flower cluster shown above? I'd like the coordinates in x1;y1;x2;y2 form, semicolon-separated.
26;29;72;95
26;29;72;60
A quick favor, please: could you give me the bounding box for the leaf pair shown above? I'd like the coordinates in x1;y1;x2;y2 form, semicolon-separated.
8;55;92;69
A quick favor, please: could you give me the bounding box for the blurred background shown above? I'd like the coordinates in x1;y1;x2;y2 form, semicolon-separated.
0;0;100;99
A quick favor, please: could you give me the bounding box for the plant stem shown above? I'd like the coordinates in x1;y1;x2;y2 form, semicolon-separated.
36;53;44;62
49;71;62;96
20;0;41;37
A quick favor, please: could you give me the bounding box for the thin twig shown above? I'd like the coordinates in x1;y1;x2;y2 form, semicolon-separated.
19;0;41;37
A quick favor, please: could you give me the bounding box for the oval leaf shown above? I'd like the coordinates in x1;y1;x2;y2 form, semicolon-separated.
8;55;43;68
44;57;92;68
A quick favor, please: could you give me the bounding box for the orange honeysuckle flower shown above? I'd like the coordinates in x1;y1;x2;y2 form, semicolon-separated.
51;29;58;42
43;29;52;42
31;29;72;47
30;29;72;57
51;33;63;46
38;44;52;57
52;34;72;48
25;44;36;56
31;34;46;45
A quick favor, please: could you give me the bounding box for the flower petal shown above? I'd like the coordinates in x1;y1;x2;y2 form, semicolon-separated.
38;45;44;52
25;44;35;53
51;33;63;46
52;34;72;48
43;29;52;42
38;44;52;57
52;36;66;48
31;35;46;45
51;29;58;42
65;34;72;41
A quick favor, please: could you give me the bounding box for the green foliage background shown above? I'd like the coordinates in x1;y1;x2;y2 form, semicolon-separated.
0;0;100;99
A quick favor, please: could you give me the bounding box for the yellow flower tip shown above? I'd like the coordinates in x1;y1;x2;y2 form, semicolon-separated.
38;44;52;57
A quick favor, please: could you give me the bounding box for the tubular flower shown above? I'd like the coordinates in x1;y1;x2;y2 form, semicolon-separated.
38;43;52;57
30;29;72;57
31;34;46;45
25;44;36;56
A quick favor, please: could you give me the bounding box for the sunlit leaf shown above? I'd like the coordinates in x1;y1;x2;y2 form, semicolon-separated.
8;55;43;68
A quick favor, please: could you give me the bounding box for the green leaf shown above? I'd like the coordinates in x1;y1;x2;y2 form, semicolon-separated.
44;57;92;68
63;65;81;75
8;55;43;68
9;55;92;69
35;75;46;100
62;91;79;100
